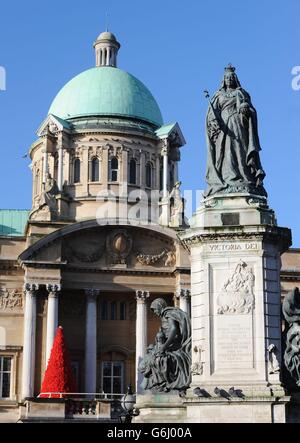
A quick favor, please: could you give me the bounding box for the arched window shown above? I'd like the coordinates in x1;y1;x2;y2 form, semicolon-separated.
91;157;100;182
73;158;81;184
110;157;118;182
129;158;137;185
146;162;152;188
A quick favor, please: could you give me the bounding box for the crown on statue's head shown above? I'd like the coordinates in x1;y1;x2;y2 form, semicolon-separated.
224;63;236;73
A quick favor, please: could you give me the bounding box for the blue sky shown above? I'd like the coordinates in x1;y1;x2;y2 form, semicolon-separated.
0;0;299;245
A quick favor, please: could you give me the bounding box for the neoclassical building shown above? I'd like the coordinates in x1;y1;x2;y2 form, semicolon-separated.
0;30;299;420
0;31;191;412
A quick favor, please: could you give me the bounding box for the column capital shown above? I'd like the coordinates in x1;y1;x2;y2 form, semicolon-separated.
46;284;61;297
136;290;150;303
161;141;169;156
24;283;39;294
85;289;100;300
176;288;191;300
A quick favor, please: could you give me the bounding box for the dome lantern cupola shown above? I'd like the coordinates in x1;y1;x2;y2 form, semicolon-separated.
94;31;120;68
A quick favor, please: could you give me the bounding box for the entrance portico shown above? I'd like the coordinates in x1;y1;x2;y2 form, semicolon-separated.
19;220;191;400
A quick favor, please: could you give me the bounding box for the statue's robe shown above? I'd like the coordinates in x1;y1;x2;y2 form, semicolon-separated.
140;307;191;392
205;87;266;197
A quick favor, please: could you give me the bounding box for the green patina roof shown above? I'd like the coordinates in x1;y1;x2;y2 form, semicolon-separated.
48;67;163;127
0;210;30;237
155;123;177;138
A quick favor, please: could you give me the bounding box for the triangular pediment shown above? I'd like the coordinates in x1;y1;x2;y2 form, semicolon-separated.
155;122;186;148
36;114;72;137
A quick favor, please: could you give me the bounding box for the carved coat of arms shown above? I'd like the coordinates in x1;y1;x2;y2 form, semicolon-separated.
217;261;255;315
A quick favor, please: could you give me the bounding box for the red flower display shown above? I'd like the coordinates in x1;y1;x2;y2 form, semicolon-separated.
40;326;77;398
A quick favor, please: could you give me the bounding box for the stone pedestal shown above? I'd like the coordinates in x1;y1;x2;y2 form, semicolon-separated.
180;193;292;423
133;393;186;423
184;396;290;423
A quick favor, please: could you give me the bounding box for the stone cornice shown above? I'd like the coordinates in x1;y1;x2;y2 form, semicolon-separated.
180;225;292;253
22;260;67;269
280;271;300;281
64;265;174;276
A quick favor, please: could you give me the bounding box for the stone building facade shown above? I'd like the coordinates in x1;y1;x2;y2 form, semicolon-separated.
0;31;190;413
0;30;299;420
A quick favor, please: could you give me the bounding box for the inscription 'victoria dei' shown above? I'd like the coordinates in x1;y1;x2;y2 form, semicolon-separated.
207;242;259;252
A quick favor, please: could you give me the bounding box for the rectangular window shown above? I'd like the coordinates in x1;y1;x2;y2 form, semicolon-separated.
120;302;126;321
0;356;12;399
101;362;124;395
111;302;117;320
101;301;108;320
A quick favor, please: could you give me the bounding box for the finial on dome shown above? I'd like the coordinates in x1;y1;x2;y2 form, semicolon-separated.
93;30;121;68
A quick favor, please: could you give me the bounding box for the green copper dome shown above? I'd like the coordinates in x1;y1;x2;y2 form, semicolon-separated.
48;67;163;127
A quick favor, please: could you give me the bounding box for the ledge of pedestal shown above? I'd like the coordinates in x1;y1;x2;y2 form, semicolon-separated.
183;396;291;423
181;223;292;254
187;383;286;400
133;393;186;423
189;193;277;230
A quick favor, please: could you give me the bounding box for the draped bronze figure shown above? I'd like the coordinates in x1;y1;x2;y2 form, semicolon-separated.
205;64;266;198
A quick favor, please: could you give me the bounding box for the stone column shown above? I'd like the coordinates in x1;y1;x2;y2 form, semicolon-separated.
63;149;71;186
162;149;168;199
135;290;150;393
178;289;191;315
22;283;39;400
159;142;170;226
139;151;145;189
82;148;89;196
45;284;61;366
155;155;160;190
85;289;99;394
58;143;64;192
42;148;48;184
106;48;110;66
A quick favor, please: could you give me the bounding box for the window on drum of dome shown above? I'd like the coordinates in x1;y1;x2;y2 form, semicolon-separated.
73;159;81;184
146;162;152;188
120;302;126;321
91;157;100;182
110;157;118;182
0;356;12;399
129;159;137;185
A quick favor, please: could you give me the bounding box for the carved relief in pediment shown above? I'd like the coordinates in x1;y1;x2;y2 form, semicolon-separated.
106;229;133;265
135;249;176;267
63;231;105;264
65;244;105;263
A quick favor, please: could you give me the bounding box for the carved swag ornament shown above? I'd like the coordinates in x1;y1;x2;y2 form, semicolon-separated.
0;288;23;311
